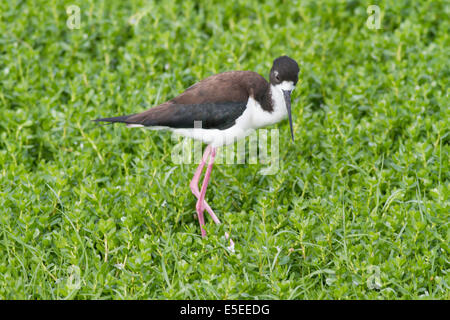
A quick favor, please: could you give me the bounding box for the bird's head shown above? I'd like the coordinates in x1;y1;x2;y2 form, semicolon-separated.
269;56;300;142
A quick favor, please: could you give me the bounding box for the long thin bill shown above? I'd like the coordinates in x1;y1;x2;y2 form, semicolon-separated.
283;90;294;142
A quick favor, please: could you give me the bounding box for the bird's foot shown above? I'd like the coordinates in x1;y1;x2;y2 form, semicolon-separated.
225;232;235;253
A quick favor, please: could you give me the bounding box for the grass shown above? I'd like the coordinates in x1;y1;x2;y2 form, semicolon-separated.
0;0;448;299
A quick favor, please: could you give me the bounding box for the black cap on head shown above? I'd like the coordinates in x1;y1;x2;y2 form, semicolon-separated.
269;56;300;85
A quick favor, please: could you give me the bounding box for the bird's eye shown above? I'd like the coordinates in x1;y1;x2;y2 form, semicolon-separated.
275;75;280;81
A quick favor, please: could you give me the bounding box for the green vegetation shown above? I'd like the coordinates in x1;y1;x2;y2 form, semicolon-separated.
0;0;448;299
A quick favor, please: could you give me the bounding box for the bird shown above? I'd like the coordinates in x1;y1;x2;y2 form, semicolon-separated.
95;56;300;250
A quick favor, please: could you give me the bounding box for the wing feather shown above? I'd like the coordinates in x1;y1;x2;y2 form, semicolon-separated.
94;71;269;130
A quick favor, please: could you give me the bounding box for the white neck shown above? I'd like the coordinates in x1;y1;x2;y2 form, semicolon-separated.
268;80;294;120
241;82;292;130
231;80;295;134
269;85;287;118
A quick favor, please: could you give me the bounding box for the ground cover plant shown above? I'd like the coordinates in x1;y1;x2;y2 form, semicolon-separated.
0;0;448;299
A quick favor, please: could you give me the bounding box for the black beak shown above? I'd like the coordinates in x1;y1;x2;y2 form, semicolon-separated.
282;90;294;142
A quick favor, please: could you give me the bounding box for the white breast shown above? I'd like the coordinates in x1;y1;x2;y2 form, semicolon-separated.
250;84;290;128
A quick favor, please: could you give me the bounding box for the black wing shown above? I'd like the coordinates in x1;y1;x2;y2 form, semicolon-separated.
94;70;269;130
94;101;247;130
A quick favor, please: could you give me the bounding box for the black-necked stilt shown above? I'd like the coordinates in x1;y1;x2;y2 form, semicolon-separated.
95;56;300;249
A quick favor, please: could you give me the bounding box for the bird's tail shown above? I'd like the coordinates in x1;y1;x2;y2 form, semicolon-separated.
93;115;133;124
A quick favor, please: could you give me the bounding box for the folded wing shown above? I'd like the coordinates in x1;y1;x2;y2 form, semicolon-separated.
94;71;269;130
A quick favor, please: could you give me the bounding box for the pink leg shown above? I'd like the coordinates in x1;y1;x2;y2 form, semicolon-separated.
190;146;235;251
193;147;216;237
189;146;221;225
196;147;216;217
